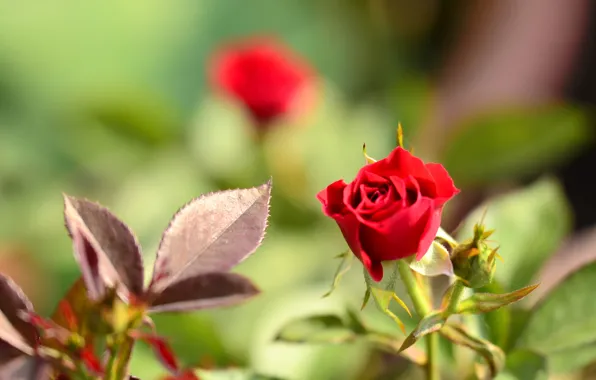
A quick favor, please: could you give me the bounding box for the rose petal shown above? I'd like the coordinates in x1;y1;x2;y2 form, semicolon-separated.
317;180;348;217
347;170;388;208
358;170;390;187
356;186;400;222
333;212;363;261
318;181;379;280
389;176;408;205
403;175;421;206
359;249;384;282
426;163;460;205
416;207;442;261
359;197;435;263
371;147;434;185
346;179;403;226
357;182;391;213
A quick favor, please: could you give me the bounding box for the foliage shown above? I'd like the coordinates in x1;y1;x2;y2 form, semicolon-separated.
0;182;272;379
0;2;594;379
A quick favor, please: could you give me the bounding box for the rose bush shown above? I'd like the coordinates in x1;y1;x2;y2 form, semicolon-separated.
209;36;313;126
317;146;459;281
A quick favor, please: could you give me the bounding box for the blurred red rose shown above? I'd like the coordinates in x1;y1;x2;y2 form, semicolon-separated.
209;37;314;126
317;147;459;281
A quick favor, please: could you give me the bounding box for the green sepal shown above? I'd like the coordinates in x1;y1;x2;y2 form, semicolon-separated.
362;143;377;164
440;280;458;310
362;263;412;334
435;226;458;247
360;288;371;310
396;123;405;148
456;284;539;314
322;250;354;298
409;240;454;277
369;288;410;334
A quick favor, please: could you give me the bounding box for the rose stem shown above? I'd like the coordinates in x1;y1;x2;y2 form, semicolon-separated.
396;260;440;380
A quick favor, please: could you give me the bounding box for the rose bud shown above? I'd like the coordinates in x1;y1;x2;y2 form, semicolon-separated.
451;223;498;288
208;36;314;128
318;146;459;282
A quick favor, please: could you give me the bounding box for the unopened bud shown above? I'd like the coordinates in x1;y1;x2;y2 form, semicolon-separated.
451;223;498;288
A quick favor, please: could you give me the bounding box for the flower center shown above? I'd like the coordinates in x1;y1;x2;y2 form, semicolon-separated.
367;185;388;203
406;188;418;205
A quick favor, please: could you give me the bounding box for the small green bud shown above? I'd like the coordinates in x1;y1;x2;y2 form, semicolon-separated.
451;223;498;288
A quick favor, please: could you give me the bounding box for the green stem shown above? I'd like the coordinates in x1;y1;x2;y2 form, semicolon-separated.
426;333;439;380
396;260;439;380
105;336;135;380
115;338;135;380
445;280;465;316
396;260;430;316
104;345;119;380
422;274;440;380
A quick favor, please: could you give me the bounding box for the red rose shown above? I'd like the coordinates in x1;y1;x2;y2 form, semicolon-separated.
317;147;459;282
209;37;313;126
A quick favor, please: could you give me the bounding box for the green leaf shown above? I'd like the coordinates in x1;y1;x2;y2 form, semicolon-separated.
518;262;596;354
457;177;570;291
506;308;533;353
274;315;357;345
409;241;454;277
322;250;353;298
273;311;427;365
345;307;367;335
456;284;539;314
547;342;596;374
496;350;547;380
398;312;445;353
441;104;591;186
476;281;512;349
440;324;506;378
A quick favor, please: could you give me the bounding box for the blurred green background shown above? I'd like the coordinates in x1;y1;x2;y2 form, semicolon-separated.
1;1;595;379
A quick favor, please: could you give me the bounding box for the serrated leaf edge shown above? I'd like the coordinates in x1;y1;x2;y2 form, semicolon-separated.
149;180;272;293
